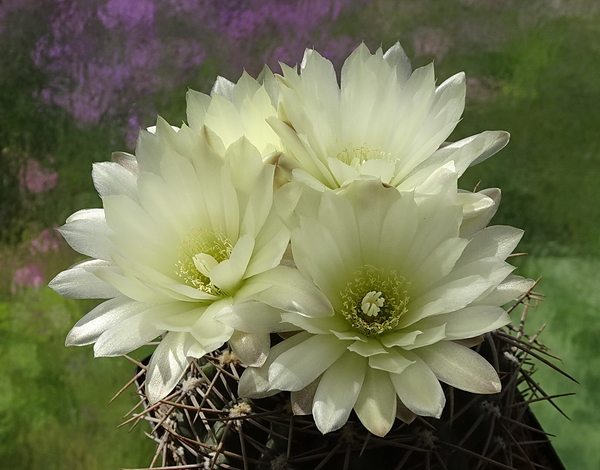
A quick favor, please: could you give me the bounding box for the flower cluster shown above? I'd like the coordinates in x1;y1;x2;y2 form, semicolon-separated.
51;43;532;436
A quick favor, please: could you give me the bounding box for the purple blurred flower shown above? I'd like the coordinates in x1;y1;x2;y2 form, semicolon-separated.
28;0;212;147
207;0;360;72
26;0;361;144
11;263;45;293
29;228;61;254
97;0;155;29
19;159;58;194
31;0;164;126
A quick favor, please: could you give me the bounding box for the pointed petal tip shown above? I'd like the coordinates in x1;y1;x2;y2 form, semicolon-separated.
64;325;92;348
47;276;59;291
64;332;77;347
498;130;510;141
145;370;182;405
146;385;166;406
452;71;466;84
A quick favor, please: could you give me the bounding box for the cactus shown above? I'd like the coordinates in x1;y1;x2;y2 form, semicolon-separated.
119;282;572;470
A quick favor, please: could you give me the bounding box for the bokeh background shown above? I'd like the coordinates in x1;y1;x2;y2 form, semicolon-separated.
1;0;599;468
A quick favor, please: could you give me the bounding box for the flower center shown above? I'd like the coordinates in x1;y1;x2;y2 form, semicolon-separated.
176;228;233;296
336;146;390;166
340;265;410;337
361;290;385;317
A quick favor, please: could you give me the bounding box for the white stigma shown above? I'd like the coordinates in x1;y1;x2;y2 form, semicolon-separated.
193;253;219;278
361;291;385;317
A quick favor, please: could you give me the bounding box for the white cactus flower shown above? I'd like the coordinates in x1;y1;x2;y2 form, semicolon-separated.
187;67;281;159
238;178;533;437
269;43;508;203
50;118;292;404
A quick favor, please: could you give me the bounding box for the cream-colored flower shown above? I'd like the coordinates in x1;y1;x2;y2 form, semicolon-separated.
239;178;533;437
50;118;292;403
269;43;508;196
187;68;281;159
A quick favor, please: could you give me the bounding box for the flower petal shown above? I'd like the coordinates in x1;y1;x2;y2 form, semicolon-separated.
210;234;255;294
368;348;414;374
229;331;270;367
460;188;501;238
59;209;113;260
354;367;397;437
475;275;534;306
347;337;388;357
217;301;290;333
281;312;348;335
66;296;146;347
413;306;510;340
459;225;524;265
238;331;311;398
389;354;445;418
417;341;502;394
268;334;348;392
247;265;334;317
401;324;447;351
396;398;417;424
92;161;138;200
312;352;367;434
146;331;191;404
291;377;320;415
49;259;121;299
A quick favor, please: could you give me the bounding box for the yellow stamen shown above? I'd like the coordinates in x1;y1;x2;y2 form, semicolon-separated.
340;265;410;337
176;228;232;296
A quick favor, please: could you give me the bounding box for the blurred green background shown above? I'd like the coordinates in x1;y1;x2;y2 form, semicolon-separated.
1;1;599;468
